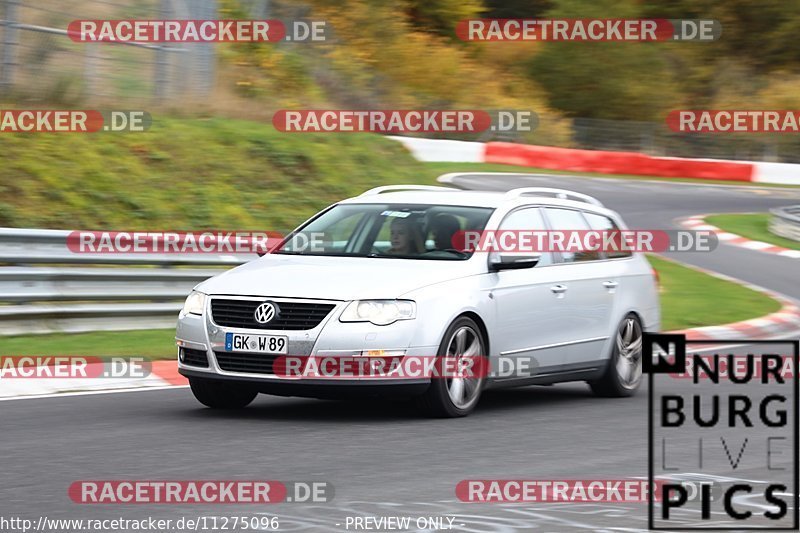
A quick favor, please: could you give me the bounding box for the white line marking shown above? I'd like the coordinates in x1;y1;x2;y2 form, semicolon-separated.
0;384;187;402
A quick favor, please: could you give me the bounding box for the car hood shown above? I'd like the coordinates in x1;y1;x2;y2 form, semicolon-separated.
196;254;478;301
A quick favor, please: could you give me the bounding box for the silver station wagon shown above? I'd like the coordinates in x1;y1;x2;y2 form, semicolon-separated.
176;178;659;417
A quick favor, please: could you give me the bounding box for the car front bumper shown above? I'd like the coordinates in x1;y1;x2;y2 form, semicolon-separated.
175;297;437;393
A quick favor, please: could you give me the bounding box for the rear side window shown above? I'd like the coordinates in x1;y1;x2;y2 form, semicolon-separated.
542;208;601;263
583;212;633;259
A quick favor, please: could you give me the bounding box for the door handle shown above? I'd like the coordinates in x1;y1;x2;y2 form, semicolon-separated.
550;284;568;294
602;281;619;289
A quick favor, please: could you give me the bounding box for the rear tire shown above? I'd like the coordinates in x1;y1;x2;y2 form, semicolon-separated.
589;314;643;397
189;378;258;409
418;316;487;418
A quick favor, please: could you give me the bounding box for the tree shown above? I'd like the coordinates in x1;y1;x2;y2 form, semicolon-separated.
405;0;484;36
527;0;681;120
483;0;553;19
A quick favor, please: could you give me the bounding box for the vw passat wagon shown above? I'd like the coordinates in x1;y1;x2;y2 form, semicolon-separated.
176;178;659;417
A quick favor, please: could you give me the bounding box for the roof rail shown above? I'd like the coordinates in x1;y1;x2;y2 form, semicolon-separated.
437;171;557;185
504;187;604;207
435;173;604;207
359;185;456;196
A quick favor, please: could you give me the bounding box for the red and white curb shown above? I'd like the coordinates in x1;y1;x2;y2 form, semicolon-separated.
659;255;800;341
681;214;800;259
390;136;800;185
0;360;187;400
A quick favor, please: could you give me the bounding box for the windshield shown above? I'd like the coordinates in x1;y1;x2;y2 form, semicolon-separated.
275;203;494;260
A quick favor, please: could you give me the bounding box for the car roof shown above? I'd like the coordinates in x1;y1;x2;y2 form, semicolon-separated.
341;189;508;208
339;181;619;218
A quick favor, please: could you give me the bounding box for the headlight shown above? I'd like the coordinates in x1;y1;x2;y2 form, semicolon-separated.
339;300;416;326
181;291;207;316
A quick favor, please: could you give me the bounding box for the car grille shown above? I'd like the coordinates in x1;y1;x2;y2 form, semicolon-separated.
181;348;209;368
210;299;336;330
214;351;279;374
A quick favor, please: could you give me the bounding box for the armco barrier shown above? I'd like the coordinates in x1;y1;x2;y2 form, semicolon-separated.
390;136;800;185
0;228;249;266
0;228;252;335
769;206;800;242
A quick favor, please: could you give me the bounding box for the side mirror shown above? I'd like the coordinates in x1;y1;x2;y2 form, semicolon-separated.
489;253;541;271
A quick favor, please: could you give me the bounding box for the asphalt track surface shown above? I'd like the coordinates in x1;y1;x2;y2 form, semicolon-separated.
2;175;800;532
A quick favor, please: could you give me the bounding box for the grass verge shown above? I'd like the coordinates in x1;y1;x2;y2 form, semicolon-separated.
1;257;782;358
647;255;781;330
0;118;430;232
705;213;800;251
0;329;177;361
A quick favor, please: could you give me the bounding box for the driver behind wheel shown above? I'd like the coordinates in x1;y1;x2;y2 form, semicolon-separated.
429;214;462;251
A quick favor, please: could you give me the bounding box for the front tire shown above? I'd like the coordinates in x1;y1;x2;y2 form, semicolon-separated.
189;378;258;409
418;316;487;417
589;314;643;397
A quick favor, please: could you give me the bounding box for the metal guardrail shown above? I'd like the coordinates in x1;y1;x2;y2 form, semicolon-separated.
0;228;254;335
0;228;251;265
769;206;800;243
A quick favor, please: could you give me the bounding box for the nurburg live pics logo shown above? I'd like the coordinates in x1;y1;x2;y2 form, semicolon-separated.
644;333;799;530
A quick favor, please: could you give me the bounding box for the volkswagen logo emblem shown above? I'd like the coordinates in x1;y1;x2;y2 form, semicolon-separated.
254;302;278;324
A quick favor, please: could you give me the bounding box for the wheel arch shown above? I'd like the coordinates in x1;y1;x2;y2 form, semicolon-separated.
615;306;646;329
452;311;490;357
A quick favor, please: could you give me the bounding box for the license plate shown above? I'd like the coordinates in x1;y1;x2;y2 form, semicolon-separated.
225;333;288;354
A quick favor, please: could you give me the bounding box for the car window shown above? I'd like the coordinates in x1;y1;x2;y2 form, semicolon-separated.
583;212;632;259
321;212;367;253
372;211;428;254
497;207;553;266
542;207;601;263
277;203;494;260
